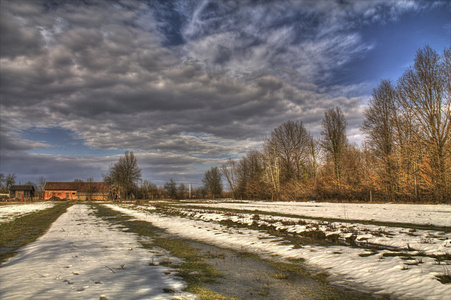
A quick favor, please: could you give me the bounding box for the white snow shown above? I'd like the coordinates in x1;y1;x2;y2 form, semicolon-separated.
0;202;55;223
182;201;451;227
106;203;451;300
160;207;451;256
0;204;196;300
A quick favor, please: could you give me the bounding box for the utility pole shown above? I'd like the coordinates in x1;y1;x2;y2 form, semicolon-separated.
189;183;192;199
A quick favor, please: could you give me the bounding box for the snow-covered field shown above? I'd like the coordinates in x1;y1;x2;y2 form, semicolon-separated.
0;202;55;223
0;204;195;300
107;203;451;300
1;201;449;299
183;201;451;227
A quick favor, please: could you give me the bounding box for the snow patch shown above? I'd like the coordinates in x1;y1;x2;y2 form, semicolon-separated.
0;202;55;223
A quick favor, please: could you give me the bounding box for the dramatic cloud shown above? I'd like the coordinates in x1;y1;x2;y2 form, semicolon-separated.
0;0;448;185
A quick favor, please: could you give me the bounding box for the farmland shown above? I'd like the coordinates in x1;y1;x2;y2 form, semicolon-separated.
1;201;450;299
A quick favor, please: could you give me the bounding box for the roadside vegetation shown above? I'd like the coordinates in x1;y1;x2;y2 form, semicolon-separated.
0;202;72;264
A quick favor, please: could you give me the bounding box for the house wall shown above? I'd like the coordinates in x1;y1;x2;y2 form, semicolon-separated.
44;190;108;200
10;190;34;200
45;190;77;200
14;191;24;199
77;193;108;201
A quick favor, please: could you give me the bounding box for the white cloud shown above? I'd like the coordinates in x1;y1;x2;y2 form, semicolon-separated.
0;0;433;183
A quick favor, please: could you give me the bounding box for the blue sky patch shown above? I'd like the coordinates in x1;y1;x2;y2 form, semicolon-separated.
22;127;123;157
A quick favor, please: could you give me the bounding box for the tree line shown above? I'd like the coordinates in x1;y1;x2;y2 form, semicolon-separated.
103;151;220;200
218;46;450;203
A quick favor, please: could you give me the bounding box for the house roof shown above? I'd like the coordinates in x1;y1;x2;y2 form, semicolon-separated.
45;182;79;190
45;182;108;193
10;185;35;191
77;182;108;193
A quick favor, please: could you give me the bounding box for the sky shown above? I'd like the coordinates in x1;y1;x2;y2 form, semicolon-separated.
0;0;450;187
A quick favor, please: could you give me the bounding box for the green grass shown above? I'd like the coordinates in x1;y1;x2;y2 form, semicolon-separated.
267;260;310;276
311;272;329;284
259;256;374;299
0;202;72;264
436;274;451;284
436;266;451;284
152;237;223;285
258;286;270;296
270;272;289;279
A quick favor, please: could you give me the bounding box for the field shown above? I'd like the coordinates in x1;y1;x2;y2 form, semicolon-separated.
0;201;450;299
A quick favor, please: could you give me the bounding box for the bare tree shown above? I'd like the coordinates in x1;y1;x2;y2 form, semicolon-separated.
268;120;312;184
0;173;5;193
397;46;451;201
246;151;266;199
262;138;281;200
5;174;16;190
320;107;348;190
221;159;238;199
178;183;187;199
362;80;399;200
104;151;142;200
36;176;46;199
163;179;177;199
140;180;157;200
202;167;223;198
84;177;96;200
304;136;320;189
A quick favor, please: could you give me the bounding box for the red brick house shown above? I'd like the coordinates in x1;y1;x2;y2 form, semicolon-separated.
44;182;109;200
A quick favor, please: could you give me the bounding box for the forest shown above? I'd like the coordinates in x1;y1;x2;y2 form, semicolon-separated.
218;46;450;203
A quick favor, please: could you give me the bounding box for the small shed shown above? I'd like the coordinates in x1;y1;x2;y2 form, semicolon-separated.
9;185;35;201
